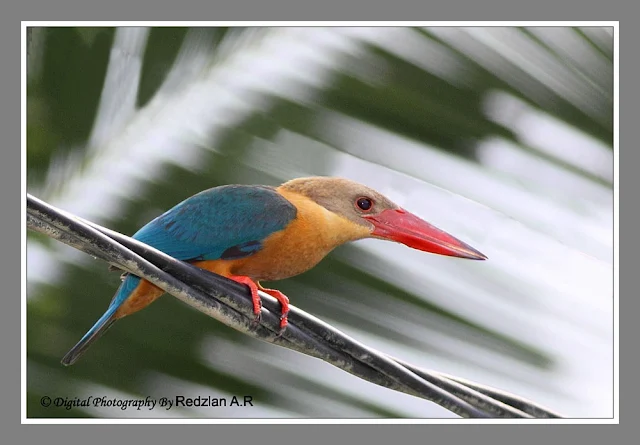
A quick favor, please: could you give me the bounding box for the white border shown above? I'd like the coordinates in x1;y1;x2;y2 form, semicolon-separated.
21;22;28;423
21;21;620;425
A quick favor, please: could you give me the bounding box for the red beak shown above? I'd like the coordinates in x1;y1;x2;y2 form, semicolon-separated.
363;208;487;260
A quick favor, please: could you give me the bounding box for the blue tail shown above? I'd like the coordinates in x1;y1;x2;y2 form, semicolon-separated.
60;305;118;366
61;275;141;366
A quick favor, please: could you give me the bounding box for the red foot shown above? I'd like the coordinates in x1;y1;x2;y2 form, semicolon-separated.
258;285;290;332
229;276;290;332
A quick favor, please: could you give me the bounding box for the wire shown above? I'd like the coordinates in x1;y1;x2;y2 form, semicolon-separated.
27;193;562;419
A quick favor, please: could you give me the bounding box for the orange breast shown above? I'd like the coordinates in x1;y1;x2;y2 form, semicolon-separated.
224;189;371;281
115;189;372;319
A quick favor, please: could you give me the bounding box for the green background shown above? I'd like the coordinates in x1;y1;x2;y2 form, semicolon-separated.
26;26;614;418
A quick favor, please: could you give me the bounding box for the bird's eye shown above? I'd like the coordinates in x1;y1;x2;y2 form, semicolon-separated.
356;197;373;211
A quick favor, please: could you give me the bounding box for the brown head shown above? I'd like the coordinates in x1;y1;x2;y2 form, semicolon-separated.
279;176;487;260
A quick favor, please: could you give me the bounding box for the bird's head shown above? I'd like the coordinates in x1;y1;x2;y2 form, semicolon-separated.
279;177;487;260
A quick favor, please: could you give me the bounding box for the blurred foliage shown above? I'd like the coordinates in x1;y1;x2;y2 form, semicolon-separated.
26;26;613;418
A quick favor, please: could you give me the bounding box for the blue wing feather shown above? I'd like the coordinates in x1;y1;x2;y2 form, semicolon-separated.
63;185;294;365
132;185;297;261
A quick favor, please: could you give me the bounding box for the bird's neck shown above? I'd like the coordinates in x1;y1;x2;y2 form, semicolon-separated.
276;188;372;250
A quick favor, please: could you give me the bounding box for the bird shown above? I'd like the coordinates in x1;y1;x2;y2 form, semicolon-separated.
61;176;487;365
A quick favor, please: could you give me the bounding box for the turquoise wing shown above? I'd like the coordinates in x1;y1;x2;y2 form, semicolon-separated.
133;185;297;261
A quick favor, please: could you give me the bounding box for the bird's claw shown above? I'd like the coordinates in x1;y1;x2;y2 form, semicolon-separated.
251;298;263;326
276;310;289;337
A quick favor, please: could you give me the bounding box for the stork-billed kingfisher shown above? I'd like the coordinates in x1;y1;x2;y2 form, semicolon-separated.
61;176;487;365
